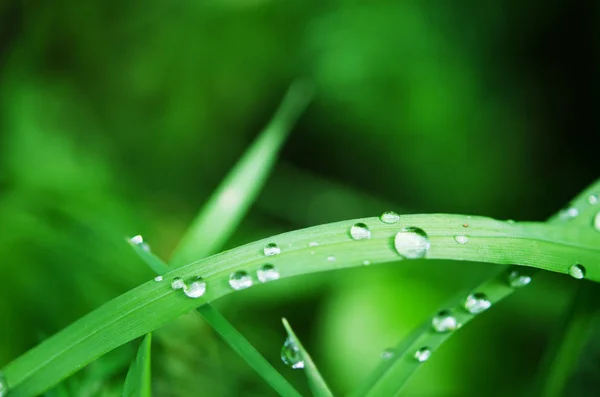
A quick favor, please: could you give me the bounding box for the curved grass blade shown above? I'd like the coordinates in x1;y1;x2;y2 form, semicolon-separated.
122;334;152;397
169;80;315;267
3;211;600;396
350;179;600;396
281;318;333;397
131;245;301;397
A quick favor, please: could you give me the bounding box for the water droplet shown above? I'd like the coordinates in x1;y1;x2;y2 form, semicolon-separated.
130;235;144;244
414;347;431;362
281;338;304;369
171;277;184;290
308;241;319;247
381;348;395;359
264;243;281;256
594;212;600;231
350;222;371;240
454;234;469;244
506;219;516;224
394;227;430;259
327;256;336;262
154;276;163;282
464;292;491;314
363;260;371;265
589;195;599;205
229;270;253;290
183;276;207;298
0;372;7;397
568;264;586;280
432;310;459;332
257;264;280;283
380;211;400;224
508;270;531;288
559;207;579;220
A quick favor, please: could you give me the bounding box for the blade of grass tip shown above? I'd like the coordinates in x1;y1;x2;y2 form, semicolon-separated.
351;179;600;397
129;245;301;397
122;334;152;397
281;318;334;397
169;79;315;268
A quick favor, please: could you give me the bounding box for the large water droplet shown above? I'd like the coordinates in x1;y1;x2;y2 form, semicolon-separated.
464;293;491;314
508;270;531;288
380;211;400;224
414;347;431;362
264;243;281;256
0;372;7;397
350;222;371;240
154;276;163;282
183;276;207;298
229;270;253;290
381;348;395;359
593;212;600;231
568;264;586;280
559;207;579;220
281;338;304;369
432;310;459;332
589;195;599;205
171;277;184;290
394;227;430;259
454;234;469;244
257;264;280;283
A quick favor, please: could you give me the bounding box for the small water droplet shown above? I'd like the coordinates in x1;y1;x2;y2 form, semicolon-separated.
130;235;144;245
229;270;253;290
257;264;280;283
414;347;431;362
432;310;459;332
0;372;8;397
568;264;586;280
350;222;371;240
394;227;430;259
281;338;304;369
154;276;163;282
464;292;491;314
310;251;315;255
264;243;281;256
363;260;371;266
454;234;469;244
327;256;336;262
381;348;395;359
380;211;400;224
559;207;579;220
171;277;184;290
589;195;599;205
594;212;600;231
183;276;207;298
308;242;319;247
507;219;516;224
508;270;531;288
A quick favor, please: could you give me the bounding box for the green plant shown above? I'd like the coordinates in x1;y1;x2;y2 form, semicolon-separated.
1;82;599;397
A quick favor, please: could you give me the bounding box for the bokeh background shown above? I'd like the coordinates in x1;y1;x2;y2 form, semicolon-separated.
0;1;598;396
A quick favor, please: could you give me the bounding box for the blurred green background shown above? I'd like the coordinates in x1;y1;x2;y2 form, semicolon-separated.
0;1;597;396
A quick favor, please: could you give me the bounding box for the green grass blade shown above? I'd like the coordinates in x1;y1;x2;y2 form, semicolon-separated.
122;334;152;397
169;80;315;268
130;243;301;397
3;211;600;396
128;237;169;275
281;318;333;397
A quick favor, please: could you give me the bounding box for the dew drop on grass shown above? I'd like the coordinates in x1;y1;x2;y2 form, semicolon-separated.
0;372;7;397
380;211;400;224
257;264;280;283
394;227;430;259
414;347;431;362
569;264;586;280
464;292;491;314
559;207;579;220
508;270;531;288
171;277;185;290
130;235;151;252
381;348;395;359
454;234;469;244
327;255;336;262
308;241;319;247
589;195;599;205
183;276;207;298
363;260;371;265
593;212;600;231
264;243;281;256
154;276;163;282
350;222;371;240
281;338;304;369
229;270;253;290
432;310;459;332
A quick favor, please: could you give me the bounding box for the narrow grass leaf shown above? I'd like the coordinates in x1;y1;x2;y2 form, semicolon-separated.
4;210;600;396
281;318;333;397
122;334;152;397
169;80;315;267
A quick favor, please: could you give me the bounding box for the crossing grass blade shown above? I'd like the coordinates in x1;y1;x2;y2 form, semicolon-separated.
122;334;152;397
169;80;315;268
3;208;600;396
281;318;333;397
